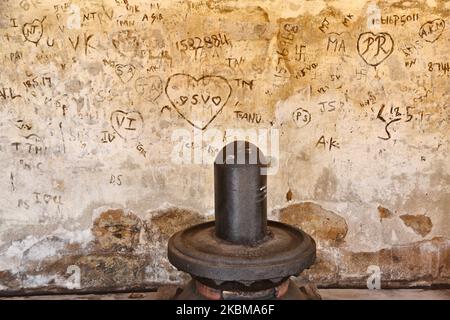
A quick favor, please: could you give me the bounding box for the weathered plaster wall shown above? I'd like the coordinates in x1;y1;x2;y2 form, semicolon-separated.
0;0;448;294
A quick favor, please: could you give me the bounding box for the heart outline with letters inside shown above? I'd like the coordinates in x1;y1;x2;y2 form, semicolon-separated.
22;19;44;45
110;110;143;141
419;19;445;43
115;64;136;83
165;73;232;130
357;32;394;67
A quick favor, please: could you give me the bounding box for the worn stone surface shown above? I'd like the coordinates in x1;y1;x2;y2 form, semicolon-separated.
0;0;449;293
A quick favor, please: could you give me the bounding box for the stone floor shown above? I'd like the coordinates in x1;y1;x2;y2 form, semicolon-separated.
319;289;450;300
1;286;449;300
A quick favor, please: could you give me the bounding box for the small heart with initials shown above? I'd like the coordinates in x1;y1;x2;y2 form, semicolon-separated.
22;19;43;45
165;74;232;130
110;110;143;141
115;64;136;83
419;19;445;43
357;32;394;67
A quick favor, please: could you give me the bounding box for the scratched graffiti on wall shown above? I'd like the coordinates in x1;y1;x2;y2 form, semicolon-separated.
0;0;448;292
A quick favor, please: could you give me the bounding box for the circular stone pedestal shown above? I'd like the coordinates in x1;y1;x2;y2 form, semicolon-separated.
168;220;316;288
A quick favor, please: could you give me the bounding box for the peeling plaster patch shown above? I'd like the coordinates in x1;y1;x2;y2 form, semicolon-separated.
279;202;348;245
53;228;93;248
23;236;66;261
0;270;21;290
0;236;42;273
400;214;433;237
146;207;207;241
142;207;208;284
0;227;93;274
299;237;450;288
22;275;56;288
378;205;394;221
92;209;141;252
286;189;293;201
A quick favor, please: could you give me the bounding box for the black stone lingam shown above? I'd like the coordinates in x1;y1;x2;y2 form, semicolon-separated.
168;141;316;299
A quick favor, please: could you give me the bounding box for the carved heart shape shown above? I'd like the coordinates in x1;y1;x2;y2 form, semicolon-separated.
357;32;394;67
135;76;163;102
165;74;232;130
419;19;445;43
110;110;143;141
115;64;136;83
22;19;43;45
